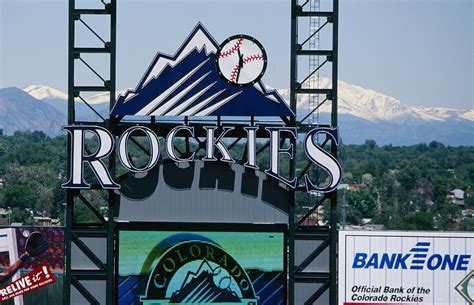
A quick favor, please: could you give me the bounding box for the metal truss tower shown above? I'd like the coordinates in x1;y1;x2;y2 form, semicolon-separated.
66;0;116;304
290;0;339;304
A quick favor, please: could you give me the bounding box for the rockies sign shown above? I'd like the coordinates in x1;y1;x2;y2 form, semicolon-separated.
62;23;342;194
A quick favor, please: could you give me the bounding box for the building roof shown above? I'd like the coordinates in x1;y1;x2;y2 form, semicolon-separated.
451;189;465;200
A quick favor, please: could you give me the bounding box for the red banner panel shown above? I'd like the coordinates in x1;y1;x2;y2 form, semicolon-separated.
0;265;56;302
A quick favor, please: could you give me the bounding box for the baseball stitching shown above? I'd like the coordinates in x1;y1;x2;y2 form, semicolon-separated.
219;38;243;58
229;54;264;83
242;54;264;64
229;65;241;83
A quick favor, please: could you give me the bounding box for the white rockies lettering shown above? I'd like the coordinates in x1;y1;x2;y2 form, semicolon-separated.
62;125;342;193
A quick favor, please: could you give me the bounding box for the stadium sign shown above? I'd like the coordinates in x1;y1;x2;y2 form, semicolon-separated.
62;125;341;193
118;226;286;305
62;23;342;194
339;231;474;305
352;241;471;271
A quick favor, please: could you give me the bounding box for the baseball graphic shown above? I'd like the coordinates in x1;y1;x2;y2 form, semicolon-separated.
468;276;474;301
216;34;267;87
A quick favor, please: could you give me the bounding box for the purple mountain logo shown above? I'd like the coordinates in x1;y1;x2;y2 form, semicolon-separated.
139;238;258;305
111;23;294;117
170;259;240;303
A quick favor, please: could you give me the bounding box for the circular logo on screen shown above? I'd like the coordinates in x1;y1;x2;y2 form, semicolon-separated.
22;230;31;238
216;35;267;87
139;237;258;305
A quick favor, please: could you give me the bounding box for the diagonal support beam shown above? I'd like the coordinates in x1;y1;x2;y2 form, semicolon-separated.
305;280;330;305
77;193;106;224
72;278;100;305
78;95;106;122
295;238;330;273
227;137;242;150
299;20;330;48
300;98;329;124
256;141;270;156
78;57;108;84
78;18;107;45
297;195;328;227
298;59;329;88
130;136;151;156
72;233;107;271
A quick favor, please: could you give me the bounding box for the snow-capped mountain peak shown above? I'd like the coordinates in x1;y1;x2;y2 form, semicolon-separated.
24;85;68;101
23;80;473;122
141;23;218;87
277;77;473;123
278;78;413;122
22;86;122;105
82;91;125;104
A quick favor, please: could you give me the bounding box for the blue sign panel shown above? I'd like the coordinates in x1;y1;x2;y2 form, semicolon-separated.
111;23;294;117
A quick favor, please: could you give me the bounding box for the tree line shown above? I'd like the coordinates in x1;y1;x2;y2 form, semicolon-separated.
0;131;472;230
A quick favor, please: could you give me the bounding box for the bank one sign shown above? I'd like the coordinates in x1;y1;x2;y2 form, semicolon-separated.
62;23;342;194
339;231;474;305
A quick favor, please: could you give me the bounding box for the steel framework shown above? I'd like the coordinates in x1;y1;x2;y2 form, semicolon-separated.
65;0;338;304
65;0;116;304
290;0;339;304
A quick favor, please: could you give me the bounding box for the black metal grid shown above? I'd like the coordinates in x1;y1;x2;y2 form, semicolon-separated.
289;0;338;304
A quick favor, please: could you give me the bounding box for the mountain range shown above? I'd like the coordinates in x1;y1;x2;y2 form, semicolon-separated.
0;81;471;145
278;78;474;145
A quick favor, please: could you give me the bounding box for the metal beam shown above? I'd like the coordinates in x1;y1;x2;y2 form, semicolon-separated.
71;234;107;271
295;227;330;240
66;0;117;304
305;281;330;305
295;10;333;17
291;1;338;305
106;2;117;305
294;272;330;283
73;86;109;92
74;8;110;15
74;47;110;54
296;49;332;56
289;1;298;304
72;278;100;305
295;238;330;272
72;270;108;280
330;1;339;304
64;1;75;302
295;88;332;95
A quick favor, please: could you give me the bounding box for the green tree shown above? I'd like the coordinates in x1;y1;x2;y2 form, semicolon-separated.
459;218;474;231
2;184;37;209
432;202;460;231
10;207;33;224
403;212;434;230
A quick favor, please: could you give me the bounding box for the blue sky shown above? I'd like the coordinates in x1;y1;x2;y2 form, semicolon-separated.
0;0;472;109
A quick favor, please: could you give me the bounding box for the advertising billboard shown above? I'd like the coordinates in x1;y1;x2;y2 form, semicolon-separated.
0;227;64;305
118;224;286;305
339;231;474;305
